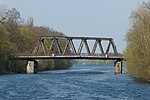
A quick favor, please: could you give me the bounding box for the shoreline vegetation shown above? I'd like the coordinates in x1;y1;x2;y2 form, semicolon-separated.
0;6;72;74
124;1;150;82
73;60;115;66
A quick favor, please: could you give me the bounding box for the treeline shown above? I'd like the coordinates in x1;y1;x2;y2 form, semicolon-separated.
73;60;114;66
0;7;72;73
124;1;150;82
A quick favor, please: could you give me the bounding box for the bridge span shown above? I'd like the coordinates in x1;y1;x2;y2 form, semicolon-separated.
10;36;124;74
11;55;123;60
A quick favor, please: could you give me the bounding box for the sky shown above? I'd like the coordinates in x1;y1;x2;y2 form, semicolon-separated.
1;0;149;53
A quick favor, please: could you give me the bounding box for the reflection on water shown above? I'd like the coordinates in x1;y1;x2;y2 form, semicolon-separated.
0;65;150;100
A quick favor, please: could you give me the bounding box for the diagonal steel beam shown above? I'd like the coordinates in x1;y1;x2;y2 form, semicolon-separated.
110;39;118;53
98;40;104;54
49;38;55;54
70;39;77;54
40;38;47;56
92;40;98;55
49;38;62;55
55;38;62;54
105;41;111;54
63;39;70;55
83;39;90;54
32;38;40;55
78;40;84;55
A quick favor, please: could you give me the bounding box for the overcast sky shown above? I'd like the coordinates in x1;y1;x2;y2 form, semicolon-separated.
1;0;149;52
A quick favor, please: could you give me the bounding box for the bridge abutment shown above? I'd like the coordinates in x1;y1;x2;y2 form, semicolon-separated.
114;61;122;74
26;60;38;73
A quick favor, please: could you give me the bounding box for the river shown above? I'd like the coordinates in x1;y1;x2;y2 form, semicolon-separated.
0;65;150;100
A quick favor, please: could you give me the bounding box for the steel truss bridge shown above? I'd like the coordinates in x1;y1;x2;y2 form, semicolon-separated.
10;36;123;61
10;36;124;74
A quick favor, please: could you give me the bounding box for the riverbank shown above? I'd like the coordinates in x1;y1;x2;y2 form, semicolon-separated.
0;60;72;74
0;70;15;75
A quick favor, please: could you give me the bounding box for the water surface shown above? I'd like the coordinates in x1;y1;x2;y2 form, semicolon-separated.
0;65;150;100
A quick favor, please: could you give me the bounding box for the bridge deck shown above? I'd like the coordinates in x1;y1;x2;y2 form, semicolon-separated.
11;55;124;61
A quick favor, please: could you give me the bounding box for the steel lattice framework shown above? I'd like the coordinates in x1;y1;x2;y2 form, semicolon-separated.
32;36;117;55
11;36;123;60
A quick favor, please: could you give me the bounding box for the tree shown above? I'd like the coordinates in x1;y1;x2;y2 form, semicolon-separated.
5;8;23;25
0;5;8;24
26;17;34;28
124;1;150;82
0;6;72;73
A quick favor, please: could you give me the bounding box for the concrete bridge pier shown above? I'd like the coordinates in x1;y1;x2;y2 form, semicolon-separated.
114;61;123;74
26;60;38;73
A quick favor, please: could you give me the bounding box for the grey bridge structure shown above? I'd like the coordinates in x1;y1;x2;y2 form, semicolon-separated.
10;36;124;74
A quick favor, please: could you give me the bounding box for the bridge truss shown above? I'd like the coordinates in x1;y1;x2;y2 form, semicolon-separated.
10;36;124;74
11;36;122;60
